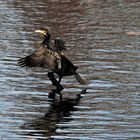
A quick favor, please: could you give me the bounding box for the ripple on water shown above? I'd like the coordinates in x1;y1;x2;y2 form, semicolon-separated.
0;0;140;140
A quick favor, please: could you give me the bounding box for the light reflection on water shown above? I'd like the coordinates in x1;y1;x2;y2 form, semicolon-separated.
0;0;140;139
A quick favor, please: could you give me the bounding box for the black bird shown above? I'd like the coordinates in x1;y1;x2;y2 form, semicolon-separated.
18;27;87;100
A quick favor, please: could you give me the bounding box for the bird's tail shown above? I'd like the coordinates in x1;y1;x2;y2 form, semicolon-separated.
74;72;87;85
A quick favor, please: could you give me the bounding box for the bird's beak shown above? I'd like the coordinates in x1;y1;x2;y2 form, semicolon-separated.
35;30;47;35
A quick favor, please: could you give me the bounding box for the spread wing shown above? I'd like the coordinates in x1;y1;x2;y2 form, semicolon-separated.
53;39;67;52
18;46;46;68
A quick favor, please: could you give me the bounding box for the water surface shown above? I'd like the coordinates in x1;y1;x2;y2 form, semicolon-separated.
0;0;140;139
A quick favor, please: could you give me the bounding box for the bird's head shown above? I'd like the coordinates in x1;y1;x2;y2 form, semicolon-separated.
35;27;51;37
35;27;51;45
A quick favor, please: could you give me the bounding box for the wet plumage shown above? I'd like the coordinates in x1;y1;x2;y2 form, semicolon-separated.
18;44;78;78
18;27;87;99
53;38;66;52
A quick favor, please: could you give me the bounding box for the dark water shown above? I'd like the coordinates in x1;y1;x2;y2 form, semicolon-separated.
0;0;140;139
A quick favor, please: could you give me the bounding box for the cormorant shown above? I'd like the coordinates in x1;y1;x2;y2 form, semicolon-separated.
18;27;87;100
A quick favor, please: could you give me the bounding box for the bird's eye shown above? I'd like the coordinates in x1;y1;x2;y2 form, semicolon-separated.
44;31;47;35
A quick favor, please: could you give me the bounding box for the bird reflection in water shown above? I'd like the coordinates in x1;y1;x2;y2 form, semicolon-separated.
21;92;85;140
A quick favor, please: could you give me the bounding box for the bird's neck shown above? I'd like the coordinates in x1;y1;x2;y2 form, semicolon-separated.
41;35;51;47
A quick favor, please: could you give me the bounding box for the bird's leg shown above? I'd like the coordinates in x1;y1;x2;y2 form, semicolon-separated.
47;72;64;100
47;72;63;88
47;72;57;99
58;76;62;83
50;87;63;102
58;92;62;102
47;72;57;86
54;81;64;102
48;84;63;102
48;89;56;99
